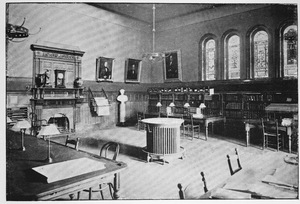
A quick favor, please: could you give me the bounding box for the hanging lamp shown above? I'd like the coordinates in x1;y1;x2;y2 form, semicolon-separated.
142;4;165;62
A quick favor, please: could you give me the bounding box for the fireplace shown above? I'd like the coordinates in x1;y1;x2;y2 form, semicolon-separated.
48;113;69;133
30;42;85;133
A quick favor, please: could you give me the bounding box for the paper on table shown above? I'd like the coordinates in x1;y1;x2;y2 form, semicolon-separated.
32;157;106;183
224;182;298;199
211;188;251;199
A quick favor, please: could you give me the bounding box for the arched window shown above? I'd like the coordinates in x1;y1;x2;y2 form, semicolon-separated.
225;34;240;79
252;30;269;78
282;25;297;78
202;39;216;80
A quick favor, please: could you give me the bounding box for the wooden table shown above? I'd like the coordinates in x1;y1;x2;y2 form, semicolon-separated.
6;130;127;201
199;154;298;199
192;115;226;140
141;118;185;164
244;119;293;152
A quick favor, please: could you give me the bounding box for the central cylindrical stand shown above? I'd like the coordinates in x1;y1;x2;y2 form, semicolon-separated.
141;118;185;164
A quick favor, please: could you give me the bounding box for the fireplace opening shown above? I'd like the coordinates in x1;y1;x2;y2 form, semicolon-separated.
48;113;70;133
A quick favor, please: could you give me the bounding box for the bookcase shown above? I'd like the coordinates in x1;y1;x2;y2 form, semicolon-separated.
147;86;297;121
147;87;220;117
148;93;160;114
204;94;223;117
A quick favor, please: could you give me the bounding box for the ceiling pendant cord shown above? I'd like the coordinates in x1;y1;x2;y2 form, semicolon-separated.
152;4;156;54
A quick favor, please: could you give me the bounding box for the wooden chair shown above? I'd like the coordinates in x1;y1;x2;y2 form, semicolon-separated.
137;112;145;131
182;114;200;140
178;171;208;199
261;118;283;151
65;135;80;151
227;148;242;176
80;142;120;200
64;136;80;200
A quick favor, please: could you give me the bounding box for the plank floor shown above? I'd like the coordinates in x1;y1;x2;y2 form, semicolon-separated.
51;125;298;200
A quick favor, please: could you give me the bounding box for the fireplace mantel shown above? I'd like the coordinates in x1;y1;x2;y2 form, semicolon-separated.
31;41;85;89
30;42;85;133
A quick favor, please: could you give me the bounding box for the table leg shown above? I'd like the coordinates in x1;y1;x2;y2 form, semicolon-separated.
113;173;120;200
245;123;250;147
246;130;250;147
205;122;208;141
287;127;292;153
223;118;226;136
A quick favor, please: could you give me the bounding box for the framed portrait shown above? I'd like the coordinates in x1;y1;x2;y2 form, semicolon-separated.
163;49;182;82
96;56;114;82
125;58;142;83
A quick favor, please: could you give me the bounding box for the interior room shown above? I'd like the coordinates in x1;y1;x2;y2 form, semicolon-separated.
5;2;298;201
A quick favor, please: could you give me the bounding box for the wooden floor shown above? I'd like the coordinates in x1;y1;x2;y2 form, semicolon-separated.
49;124;299;200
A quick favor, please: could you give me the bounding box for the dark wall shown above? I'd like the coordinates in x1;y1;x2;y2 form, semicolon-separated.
151;4;297;83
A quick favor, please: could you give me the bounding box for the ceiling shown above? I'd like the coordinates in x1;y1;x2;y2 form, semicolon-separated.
89;3;224;23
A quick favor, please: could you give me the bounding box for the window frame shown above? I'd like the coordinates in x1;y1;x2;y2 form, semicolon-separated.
279;22;298;79
249;26;271;79
199;34;218;81
224;32;241;80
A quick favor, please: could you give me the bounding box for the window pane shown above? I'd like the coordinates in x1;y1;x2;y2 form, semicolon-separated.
205;39;216;80
228;35;240;79
254;31;268;78
283;25;297;78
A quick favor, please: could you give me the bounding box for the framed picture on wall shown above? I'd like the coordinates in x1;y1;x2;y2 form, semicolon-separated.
96;56;114;82
163;49;182;82
125;58;142;83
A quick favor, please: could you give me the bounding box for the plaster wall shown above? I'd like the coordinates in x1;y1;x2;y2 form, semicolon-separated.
7;3;152;83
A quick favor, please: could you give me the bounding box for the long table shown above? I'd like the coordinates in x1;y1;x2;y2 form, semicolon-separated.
243;119;294;152
6;130;127;201
198;153;298;199
144;112;226;141
192;115;226;140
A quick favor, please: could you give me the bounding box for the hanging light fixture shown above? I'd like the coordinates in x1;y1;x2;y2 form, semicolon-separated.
142;4;165;62
6;17;41;42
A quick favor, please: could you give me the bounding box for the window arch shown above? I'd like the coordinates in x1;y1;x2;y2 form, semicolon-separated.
281;24;298;78
201;36;217;81
224;34;241;79
250;29;269;78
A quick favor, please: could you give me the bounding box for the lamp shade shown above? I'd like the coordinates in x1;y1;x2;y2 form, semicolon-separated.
199;103;206;108
11;119;31;131
156;102;162;107
169;102;175;107
38;124;60;137
7;117;12;123
183;103;190;108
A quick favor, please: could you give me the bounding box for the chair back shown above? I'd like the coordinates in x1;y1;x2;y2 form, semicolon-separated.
100;142;120;161
177;183;185;199
137;112;145;121
190;114;195;126
200;172;208;193
261;118;279;136
177;171;209;199
227;148;242;176
65;135;80;151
